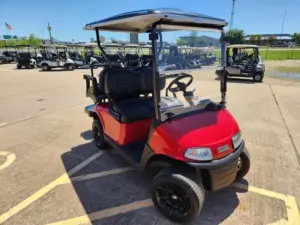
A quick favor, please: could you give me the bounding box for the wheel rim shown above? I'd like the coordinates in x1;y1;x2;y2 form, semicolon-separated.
93;125;101;146
254;75;261;81
43;66;47;70
238;157;243;171
155;182;191;217
69;65;74;70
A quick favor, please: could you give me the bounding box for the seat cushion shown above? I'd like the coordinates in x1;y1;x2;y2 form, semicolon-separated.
109;97;155;123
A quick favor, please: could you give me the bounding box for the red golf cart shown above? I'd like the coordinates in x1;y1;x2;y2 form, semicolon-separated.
83;8;250;223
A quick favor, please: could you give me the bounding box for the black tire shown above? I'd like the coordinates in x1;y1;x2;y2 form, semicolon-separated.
92;119;107;149
253;73;264;82
151;169;205;223
67;64;75;71
17;65;21;69
42;64;50;71
236;148;250;181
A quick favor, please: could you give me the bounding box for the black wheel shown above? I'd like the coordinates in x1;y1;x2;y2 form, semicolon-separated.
30;65;35;69
92;119;107;149
151;169;205;223
17;65;21;69
236;148;250;181
26;66;30;69
67;64;75;70
253;73;264;82
42;64;50;71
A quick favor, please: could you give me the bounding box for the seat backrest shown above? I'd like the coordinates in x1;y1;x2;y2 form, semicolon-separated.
99;67;165;101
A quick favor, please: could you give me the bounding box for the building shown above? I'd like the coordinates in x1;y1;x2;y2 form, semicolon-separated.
244;33;292;44
178;35;220;46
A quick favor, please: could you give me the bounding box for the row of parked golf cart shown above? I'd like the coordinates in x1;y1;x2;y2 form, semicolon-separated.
1;42;218;71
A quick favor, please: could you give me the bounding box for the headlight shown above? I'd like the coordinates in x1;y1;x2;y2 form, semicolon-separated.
184;148;212;161
232;131;243;149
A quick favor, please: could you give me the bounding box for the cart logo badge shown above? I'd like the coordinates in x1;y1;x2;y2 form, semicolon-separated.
218;144;229;153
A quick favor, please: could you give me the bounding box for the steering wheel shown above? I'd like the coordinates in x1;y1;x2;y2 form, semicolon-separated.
166;74;193;97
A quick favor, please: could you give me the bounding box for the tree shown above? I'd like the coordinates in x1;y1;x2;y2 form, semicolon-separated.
224;29;245;44
249;35;256;44
28;34;41;47
111;37;119;43
256;35;262;45
176;38;187;46
100;35;105;43
190;31;198;46
267;35;277;45
292;33;300;44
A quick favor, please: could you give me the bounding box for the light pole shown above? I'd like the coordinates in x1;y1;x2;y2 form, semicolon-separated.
280;11;287;39
229;0;237;30
47;23;53;44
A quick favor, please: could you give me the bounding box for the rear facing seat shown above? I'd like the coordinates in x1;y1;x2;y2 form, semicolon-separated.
99;67;165;123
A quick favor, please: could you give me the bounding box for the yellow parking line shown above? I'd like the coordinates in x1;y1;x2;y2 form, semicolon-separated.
46;199;153;225
47;183;300;225
0;151;104;224
233;182;300;225
0;151;16;171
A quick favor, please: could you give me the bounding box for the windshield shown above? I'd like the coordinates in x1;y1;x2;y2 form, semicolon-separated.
155;30;221;119
124;47;138;54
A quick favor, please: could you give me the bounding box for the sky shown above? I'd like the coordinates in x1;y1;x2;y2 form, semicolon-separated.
0;0;299;42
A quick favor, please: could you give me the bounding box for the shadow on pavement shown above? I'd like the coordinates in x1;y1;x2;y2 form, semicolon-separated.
215;77;256;84
61;142;247;225
80;130;93;141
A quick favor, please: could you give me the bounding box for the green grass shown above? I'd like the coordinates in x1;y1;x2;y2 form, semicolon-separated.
260;49;300;60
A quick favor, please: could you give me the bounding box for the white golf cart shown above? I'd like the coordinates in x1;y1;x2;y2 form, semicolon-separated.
40;44;76;71
216;44;265;82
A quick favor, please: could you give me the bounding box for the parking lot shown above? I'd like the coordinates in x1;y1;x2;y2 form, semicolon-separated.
0;63;300;225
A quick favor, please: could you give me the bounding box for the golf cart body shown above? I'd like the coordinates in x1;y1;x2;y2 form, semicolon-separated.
140;44;153;66
66;44;85;68
2;46;16;63
15;45;37;69
123;44;141;68
102;42;124;66
81;43;104;66
216;44;265;82
40;44;76;71
83;8;249;223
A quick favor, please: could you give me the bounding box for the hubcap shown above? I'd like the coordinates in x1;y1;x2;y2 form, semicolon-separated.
255;75;261;81
155;182;191;216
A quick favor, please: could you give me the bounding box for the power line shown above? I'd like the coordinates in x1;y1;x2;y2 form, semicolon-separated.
229;0;236;30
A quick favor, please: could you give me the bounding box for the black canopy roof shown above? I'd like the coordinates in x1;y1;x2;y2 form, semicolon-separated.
85;8;227;32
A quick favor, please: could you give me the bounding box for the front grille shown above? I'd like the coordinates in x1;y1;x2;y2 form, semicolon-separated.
209;158;238;191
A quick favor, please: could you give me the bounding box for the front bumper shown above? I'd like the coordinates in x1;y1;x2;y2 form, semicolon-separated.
85;104;95;117
188;141;245;191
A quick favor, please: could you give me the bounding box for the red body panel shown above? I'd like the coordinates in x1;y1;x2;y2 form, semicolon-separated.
148;109;240;161
95;104;152;145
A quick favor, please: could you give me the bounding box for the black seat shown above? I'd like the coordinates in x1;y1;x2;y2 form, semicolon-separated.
109;97;155;123
99;67;165;123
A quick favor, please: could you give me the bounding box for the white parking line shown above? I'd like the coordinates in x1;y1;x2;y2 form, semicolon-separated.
69;167;135;183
